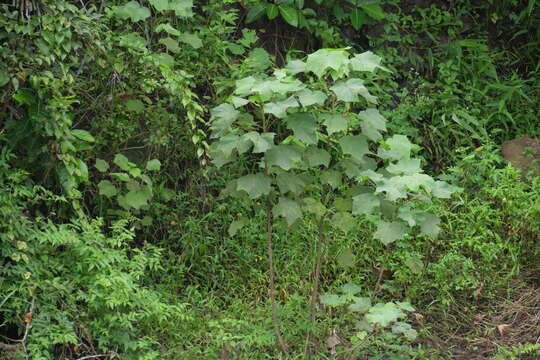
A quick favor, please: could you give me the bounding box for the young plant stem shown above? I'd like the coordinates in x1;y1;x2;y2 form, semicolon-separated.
266;198;289;355
304;214;326;358
372;250;389;297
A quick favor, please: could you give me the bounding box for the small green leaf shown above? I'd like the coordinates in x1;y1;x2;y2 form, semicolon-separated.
373;221;408;245
266;4;279;19
246;4;267;23
286;113;318;145
98;180;117;198
340;135;370;161
155;23;181;36
320;294;346;307
246;48;272;71
331;78;377;103
365;302;406;327
146;159;161;171
360;3;386;20
72;129;95;143
273;197;302;226
349;297;371;313
148;0;170;12
303;198;326;218
352;192;379;215
321;114;348;135
279;5;299;27
350;8;368;30
179;33;202;49
228;217;249;236
231;96;249;108
159;37;180;52
332;212;355;233
95;159;109;172
336;248;355;267
341;283;362;295
236;173;272;199
266;145;302;170
404;255;424;274
111;172;131;182
125;99;145;113
113;154;131;171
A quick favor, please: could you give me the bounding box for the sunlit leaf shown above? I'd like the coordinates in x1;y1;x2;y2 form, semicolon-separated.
365;302;406;327
359;108;387;141
331;78;377;103
305;49;350;78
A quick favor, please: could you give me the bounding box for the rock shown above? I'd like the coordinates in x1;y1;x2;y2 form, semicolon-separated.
501;137;540;176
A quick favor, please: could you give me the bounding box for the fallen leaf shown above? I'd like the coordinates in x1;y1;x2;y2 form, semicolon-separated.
23;312;32;323
497;324;511;337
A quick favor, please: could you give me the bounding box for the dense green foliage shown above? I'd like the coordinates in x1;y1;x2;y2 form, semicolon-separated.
1;0;539;359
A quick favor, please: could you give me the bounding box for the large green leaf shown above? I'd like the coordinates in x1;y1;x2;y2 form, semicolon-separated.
373;221;408;245
279;5;299;27
236;173;272;199
263;96;299;118
417;212;441;238
276;173;307;195
211;103;240;124
266;145;302;170
331;78;377;103
350;51;387;72
121;188;152;210
352;192;379;215
432;180;453;198
375;176;408;201
321;170;342;189
320;114;348;135
336;248;355;267
244;132;275;153
273;197;302;225
115;1;151;22
359;108;387;141
297;89;327;107
387;158;421;175
305;146;330;167
146;159;161;171
286;113;318;144
305;49;350;78
171;0;193;17
340;135;370;161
